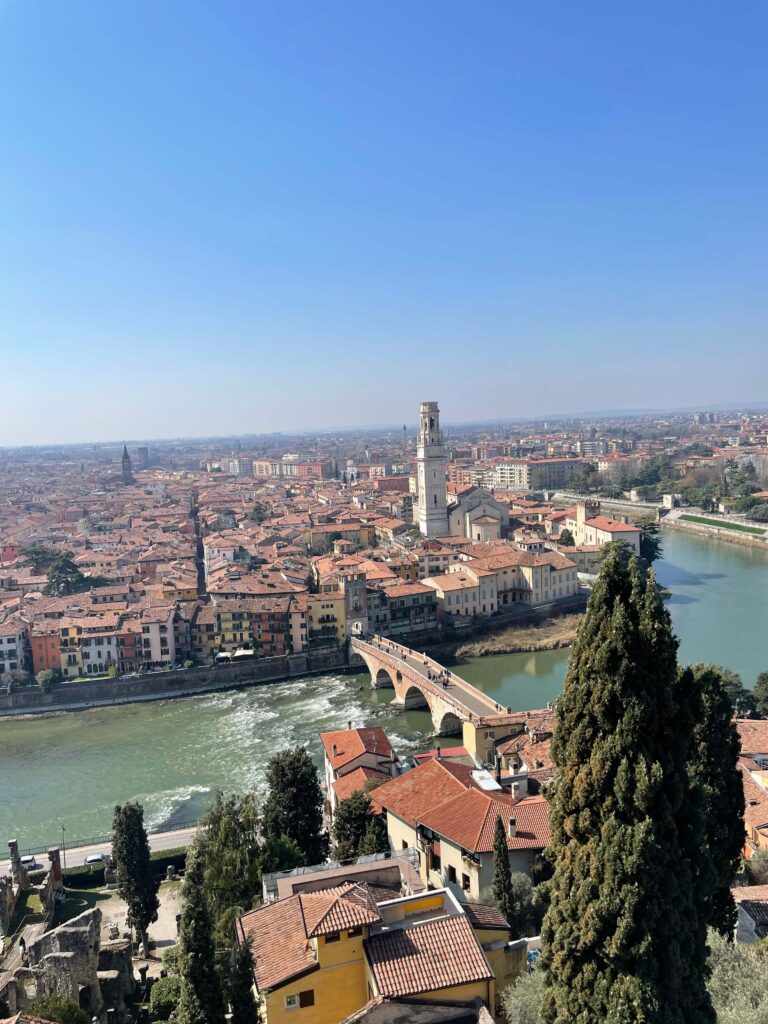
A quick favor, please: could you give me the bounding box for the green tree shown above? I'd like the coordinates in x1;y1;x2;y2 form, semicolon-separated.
230;938;259;1024
636;515;663;564
358;815;390;856
754;671;768;719
557;528;575;547
25;996;89;1024
332;791;387;860
707;929;768;1024
701;664;757;718
20;544;59;573
262;746;328;865
194;791;303;951
541;548;713;1023
686;664;746;937
177;846;226;1024
501;967;545;1024
43;551;89;596
112;801;160;958
492;814;515;933
248;501;269;523
502;932;768;1024
149;974;182;1021
35;668;59;692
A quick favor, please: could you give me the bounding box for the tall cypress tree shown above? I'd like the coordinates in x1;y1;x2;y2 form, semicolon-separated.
492;814;514;932
229;938;259;1024
685;663;745;937
177;846;226;1024
541;549;714;1024
112;801;160;959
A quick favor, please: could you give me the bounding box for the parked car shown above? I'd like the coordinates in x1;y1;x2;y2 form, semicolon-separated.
84;852;107;866
20;855;38;870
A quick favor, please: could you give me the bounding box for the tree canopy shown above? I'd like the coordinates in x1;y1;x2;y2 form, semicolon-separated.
685;664;746;936
176;846;226;1024
541;547;714;1023
261;746;329;865
194;790;302;950
111;801;160;958
332;790;388;861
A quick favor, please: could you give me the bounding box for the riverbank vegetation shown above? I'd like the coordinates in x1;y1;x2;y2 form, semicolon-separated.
679;513;767;535
452;614;583;658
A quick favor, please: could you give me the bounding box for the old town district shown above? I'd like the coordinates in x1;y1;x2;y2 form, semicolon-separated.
0;402;649;685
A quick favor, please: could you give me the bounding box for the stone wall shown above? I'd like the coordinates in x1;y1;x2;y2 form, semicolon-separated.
0;648;348;718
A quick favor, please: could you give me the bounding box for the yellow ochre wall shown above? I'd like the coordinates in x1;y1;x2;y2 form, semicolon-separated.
264;929;368;1024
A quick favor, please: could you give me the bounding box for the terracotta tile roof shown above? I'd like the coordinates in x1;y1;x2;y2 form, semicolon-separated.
418;790;549;853
333;766;391;803
462;902;510;931
737;719;768;756
301;882;381;937
371;759;475;825
366;915;493;997
320;727;394;771
238;895;317;991
585;515;639;534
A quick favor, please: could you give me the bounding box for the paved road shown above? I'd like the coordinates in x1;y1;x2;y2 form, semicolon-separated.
1;825;199;875
355;635;502;720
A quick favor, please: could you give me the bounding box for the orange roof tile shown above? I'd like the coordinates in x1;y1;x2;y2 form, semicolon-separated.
320;727;394;771
366;915;493;997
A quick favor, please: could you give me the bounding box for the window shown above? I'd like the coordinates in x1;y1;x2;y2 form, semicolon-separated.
299;991;315;1008
348;926;363;938
402;840;409;850
324;931;340;943
447;865;457;884
462;873;470;891
285;995;298;1010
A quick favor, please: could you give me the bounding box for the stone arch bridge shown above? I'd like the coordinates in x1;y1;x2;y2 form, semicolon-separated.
350;634;502;735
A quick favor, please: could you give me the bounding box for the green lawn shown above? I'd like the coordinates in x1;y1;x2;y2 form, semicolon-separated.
678;514;767;536
3;891;43;945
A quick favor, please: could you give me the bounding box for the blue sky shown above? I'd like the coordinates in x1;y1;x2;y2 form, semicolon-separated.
1;1;767;445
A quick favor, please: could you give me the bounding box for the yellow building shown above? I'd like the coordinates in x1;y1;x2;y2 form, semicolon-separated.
307;593;346;646
59;623;83;678
238;884;514;1024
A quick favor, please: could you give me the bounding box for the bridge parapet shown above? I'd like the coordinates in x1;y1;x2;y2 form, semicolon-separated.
350;634;500;735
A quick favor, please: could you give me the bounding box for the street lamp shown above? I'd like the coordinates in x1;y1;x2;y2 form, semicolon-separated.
61;825;66;868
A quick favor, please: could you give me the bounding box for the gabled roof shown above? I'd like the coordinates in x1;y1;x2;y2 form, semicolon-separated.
417;791;549;853
239;881;381;990
301;882;381;937
320;727;394;771
371;758;475;826
366;915;493;997
333;766;391;803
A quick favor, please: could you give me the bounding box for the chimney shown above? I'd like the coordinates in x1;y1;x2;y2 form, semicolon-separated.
510;782;521;801
495;754;502;783
332;743;337;757
508;816;517;838
435;744;441;759
348;720;352;731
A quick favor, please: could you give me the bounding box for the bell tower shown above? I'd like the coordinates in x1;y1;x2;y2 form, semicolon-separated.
416;401;448;538
121;444;133;484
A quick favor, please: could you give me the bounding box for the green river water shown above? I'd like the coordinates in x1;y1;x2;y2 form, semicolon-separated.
1;529;766;849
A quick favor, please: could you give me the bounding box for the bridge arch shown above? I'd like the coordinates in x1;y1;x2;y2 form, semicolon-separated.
401;684;429;710
374;666;395;689
435;710;463;736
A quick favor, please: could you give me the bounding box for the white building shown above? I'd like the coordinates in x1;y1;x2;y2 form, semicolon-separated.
416;401;449;538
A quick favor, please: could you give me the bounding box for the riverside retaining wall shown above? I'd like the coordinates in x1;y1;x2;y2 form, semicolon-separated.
0;649;348;718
